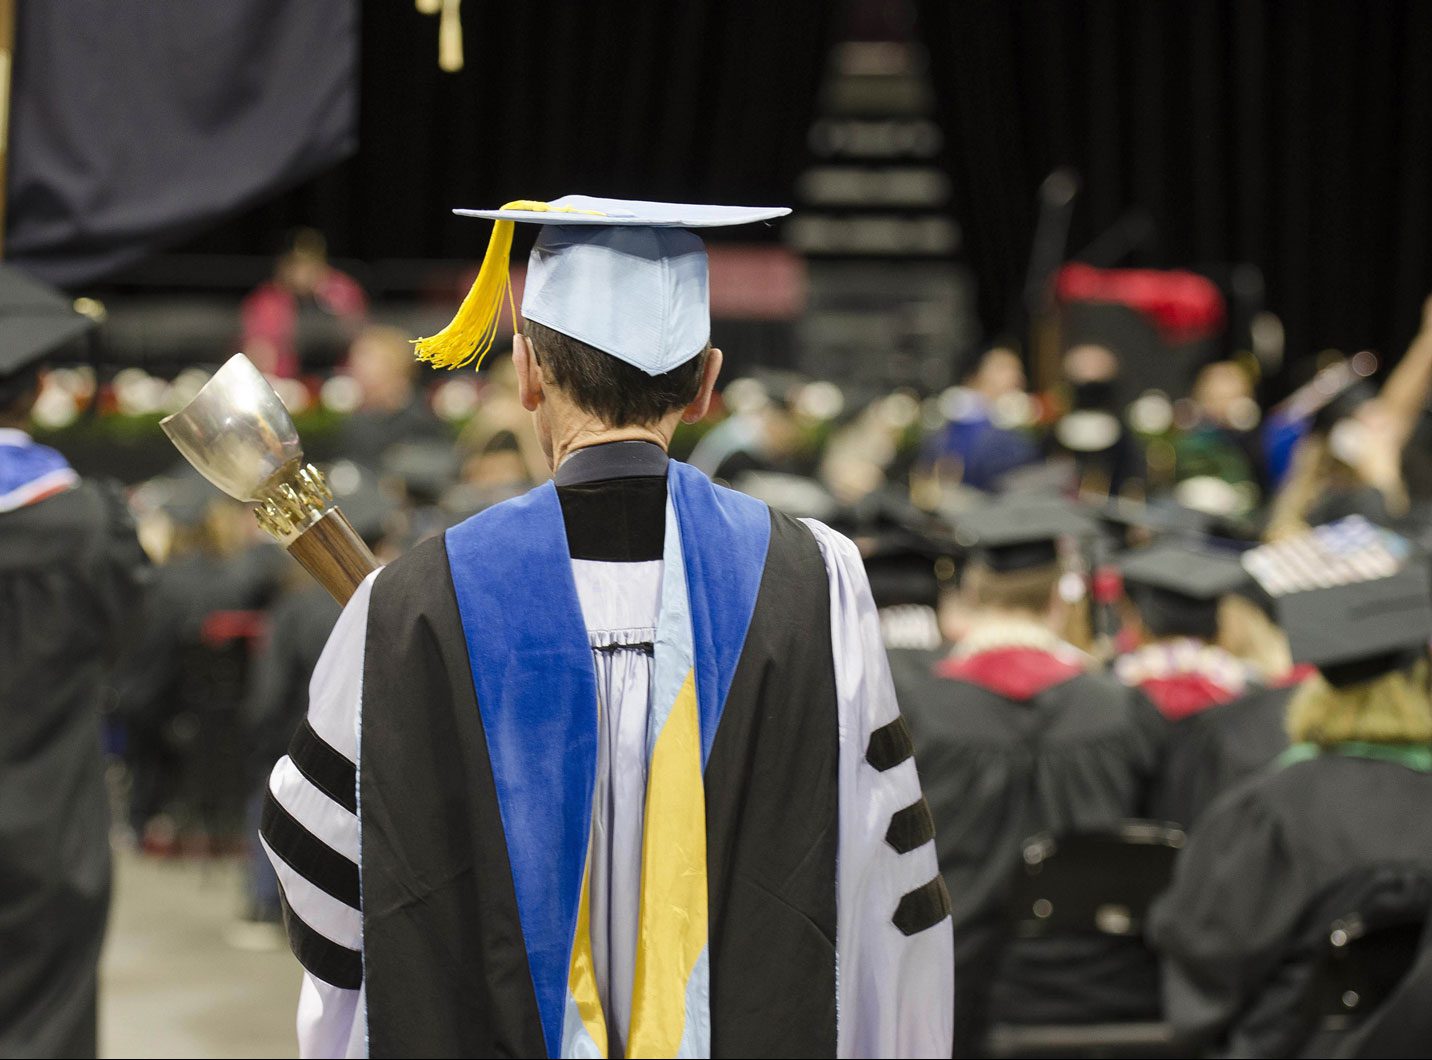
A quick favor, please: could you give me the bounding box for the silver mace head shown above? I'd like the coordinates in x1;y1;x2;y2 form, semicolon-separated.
160;353;332;544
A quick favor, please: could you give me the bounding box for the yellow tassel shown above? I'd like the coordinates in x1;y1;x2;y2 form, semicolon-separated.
413;200;608;371
413;220;517;371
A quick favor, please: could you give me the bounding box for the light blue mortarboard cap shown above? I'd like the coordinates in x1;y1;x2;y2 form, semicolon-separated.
414;195;789;377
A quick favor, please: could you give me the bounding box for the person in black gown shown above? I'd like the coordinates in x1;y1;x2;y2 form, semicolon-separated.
893;496;1169;1055
1151;519;1432;1056
0;315;149;1057
1112;541;1260;723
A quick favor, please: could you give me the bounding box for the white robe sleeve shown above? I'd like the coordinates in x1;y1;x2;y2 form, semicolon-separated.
803;519;955;1060
260;570;380;1059
297;976;368;1060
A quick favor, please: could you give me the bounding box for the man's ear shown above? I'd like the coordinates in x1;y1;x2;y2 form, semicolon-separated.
681;347;724;424
513;333;543;412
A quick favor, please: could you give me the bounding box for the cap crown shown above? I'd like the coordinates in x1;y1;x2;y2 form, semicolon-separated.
523;225;709;375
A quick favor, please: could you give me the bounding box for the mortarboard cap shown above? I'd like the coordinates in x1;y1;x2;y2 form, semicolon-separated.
953;495;1098;572
415;196;790;377
1242;517;1432;675
1089;492;1263;549
0;265;95;382
1118;541;1250;640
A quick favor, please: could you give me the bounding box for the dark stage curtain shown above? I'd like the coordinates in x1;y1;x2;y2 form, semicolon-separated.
190;0;838;263
917;0;1432;381
7;0;358;286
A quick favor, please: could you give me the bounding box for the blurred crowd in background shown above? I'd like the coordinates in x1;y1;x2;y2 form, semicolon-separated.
22;216;1429;1052
6;2;1432;1057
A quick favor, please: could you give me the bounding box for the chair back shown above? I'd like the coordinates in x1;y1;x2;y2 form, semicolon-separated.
1316;915;1426;1030
1010;820;1186;938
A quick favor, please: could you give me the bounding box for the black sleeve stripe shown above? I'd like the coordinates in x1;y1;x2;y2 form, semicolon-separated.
885;798;936;854
865;716;915;771
288;718;358;814
261;790;361;910
893;876;952;936
276;880;364;989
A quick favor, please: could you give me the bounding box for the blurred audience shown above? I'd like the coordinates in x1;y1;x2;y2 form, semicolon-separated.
1268;294;1432;537
919;344;1041;492
240;229;367;378
16;261;1430;1059
338;325;448;466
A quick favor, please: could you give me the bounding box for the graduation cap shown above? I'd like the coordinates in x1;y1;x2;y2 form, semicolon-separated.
1090;493;1262;550
1242;517;1432;681
1118;541;1251;640
1090;494;1210;547
0;265;95;395
952;495;1098;572
415;196;790;376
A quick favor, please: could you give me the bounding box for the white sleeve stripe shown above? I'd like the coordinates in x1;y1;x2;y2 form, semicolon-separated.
260;833;363;950
270;755;361;862
305;573;378;761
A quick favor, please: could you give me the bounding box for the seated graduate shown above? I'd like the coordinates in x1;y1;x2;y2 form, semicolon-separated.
1150;517;1432;1057
893;496;1169;1054
1113;541;1262;722
1149;589;1309;829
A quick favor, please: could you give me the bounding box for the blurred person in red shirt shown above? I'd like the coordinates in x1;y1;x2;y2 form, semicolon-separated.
240;228;367;378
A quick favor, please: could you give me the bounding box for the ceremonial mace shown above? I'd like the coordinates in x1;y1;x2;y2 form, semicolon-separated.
161;353;379;604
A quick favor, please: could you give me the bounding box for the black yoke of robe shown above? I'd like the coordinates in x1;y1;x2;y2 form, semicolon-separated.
359;508;840;1058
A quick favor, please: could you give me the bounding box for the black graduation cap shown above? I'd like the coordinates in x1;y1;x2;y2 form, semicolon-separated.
1242;518;1432;679
952;495;1098;572
1090;493;1264;551
0;265;94;384
833;487;958;609
861;525;960;610
1090;494;1210;548
1118;541;1251;640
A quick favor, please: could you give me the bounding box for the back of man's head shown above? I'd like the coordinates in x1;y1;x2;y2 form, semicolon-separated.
523;319;709;429
959;560;1062;620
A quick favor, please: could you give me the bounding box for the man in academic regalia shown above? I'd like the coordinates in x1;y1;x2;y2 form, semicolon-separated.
259;198;953;1059
891;496;1168;1055
0;274;149;1057
1152;518;1432;1056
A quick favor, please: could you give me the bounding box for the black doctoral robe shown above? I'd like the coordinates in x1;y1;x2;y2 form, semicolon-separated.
0;480;148;1057
260;447;953;1058
890;638;1169;1053
1150;749;1432;1056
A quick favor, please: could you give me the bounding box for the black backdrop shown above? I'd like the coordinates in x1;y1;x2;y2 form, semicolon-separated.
189;0;838;261
185;1;1432;378
917;0;1432;374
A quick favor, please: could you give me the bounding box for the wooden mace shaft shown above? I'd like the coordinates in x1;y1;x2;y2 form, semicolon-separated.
285;507;380;605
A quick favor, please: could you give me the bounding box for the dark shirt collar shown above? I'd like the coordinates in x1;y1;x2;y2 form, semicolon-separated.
554;440;670;487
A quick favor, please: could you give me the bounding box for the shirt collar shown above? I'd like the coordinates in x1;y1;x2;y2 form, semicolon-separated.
554;440;670;486
0;427;33;447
